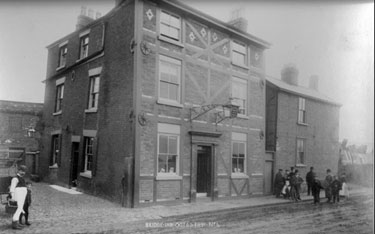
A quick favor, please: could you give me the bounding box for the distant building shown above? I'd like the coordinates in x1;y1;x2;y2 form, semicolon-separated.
265;70;341;181
40;0;271;207
0;100;43;175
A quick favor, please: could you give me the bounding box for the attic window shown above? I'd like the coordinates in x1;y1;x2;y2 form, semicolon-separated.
159;11;181;42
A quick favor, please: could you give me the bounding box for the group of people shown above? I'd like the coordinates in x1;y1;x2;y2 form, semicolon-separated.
274;166;348;205
8;165;32;230
274;167;304;202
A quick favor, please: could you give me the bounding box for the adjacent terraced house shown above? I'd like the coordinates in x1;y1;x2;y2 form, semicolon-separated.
40;0;273;207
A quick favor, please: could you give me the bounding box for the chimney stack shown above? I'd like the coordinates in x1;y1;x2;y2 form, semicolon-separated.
227;9;248;32
76;6;100;31
308;75;319;91
281;64;299;86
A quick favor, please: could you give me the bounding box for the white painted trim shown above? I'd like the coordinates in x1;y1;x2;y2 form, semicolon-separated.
51;129;62;135
84;108;98;113
58;40;68;47
79;29;90;37
83;130;97;137
88;67;103;77
156;175;182;180
56;77;66;86
231;173;249;179
71;135;81;142
232;132;246;141
80;171;92;178
158;123;180;134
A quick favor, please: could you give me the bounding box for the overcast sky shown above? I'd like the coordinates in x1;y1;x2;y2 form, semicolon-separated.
0;0;373;148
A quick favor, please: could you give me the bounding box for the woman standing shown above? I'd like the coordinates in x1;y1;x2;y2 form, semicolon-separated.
9;165;28;230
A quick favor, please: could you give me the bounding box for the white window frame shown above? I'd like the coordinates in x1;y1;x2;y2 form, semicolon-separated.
231;132;247;176
79;33;89;60
50;134;60;167
159;10;182;42
57;43;68;69
87;75;100;110
157;123;180;177
232;41;248;67
158;55;182;106
298;97;306;124
231;77;248;116
54;77;65;114
82;136;94;177
296;138;306;165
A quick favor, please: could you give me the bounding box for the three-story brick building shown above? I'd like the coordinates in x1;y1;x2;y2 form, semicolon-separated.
40;0;271;207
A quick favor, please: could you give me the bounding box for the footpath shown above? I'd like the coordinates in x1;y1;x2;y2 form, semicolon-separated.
0;182;372;234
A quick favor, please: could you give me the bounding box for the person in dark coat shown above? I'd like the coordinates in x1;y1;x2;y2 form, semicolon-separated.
289;170;298;202
324;169;333;203
305;167;315;196
274;169;285;198
331;175;342;203
312;176;324;204
282;170;290;199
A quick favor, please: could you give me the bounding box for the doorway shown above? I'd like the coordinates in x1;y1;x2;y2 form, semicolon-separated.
196;145;212;196
70;142;80;187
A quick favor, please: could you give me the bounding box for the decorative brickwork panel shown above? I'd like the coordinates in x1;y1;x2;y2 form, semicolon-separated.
231;179;248;195
185;20;207;49
249;176;263;194
141;53;156;97
218;178;229;196
140;179;154;202
143;3;156;32
157;180;180;200
209;70;230;105
185;62;208;105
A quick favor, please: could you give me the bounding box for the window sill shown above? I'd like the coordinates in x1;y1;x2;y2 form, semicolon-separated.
297;122;308;126
157;99;183;108
231;62;249;70
49;164;59;169
85;108;98;113
295;164;306;168
53;111;62;116
156;174;182;180
56;65;66;71
231;173;249;179
80;171;92;179
158;35;184;48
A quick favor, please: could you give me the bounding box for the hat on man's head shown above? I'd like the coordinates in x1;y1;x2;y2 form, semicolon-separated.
18;165;27;172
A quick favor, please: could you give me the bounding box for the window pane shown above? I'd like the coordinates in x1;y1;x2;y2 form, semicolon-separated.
167;155;177;173
168;136;177;154
239;143;245;157
170;15;180;28
158;155;167;173
159;82;169;99
169;28;179;40
169;84;178;101
159;135;168;154
238;158;244;172
232;158;238;172
160;24;170;36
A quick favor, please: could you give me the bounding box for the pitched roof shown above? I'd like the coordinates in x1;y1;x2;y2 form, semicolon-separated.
0;100;43;115
266;76;341;106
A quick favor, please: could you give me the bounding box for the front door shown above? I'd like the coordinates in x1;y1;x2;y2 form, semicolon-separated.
70;142;80;187
196;145;212;196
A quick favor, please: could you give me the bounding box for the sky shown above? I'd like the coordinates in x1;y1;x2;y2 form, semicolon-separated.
0;0;373;149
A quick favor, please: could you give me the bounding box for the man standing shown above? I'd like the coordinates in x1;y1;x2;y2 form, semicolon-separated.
9;165;28;230
306;167;315;196
324;169;333;203
274;169;284;198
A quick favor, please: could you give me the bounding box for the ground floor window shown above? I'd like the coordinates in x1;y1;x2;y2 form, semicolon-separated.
51;135;61;166
232;132;247;174
157;123;180;175
83;137;94;173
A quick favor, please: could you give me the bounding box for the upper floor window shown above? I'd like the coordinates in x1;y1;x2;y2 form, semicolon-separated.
296;138;306;165
88;75;100;109
83;137;94;174
58;44;68;68
298;97;306;124
159;55;181;104
51;134;60;166
79;34;89;59
158;123;180;175
160;11;181;42
232;41;247;67
232;132;247;174
232;77;247;115
55;77;65;113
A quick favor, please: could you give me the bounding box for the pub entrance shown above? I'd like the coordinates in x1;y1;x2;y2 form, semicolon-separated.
196;145;212;197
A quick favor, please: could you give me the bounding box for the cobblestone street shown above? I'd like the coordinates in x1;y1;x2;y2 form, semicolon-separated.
0;182;372;233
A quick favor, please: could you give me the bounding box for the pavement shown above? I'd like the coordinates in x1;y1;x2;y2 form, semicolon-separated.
0;182;372;234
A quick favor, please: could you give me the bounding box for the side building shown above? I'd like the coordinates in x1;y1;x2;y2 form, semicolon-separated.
40;0;271;207
265;69;341;181
0;100;43;176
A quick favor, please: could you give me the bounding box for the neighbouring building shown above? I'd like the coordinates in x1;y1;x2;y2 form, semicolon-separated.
40;0;271;207
0;100;43;176
265;67;341;186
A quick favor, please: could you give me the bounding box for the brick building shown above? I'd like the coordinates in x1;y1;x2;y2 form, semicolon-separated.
0;100;43;175
40;0;271;207
265;68;341;186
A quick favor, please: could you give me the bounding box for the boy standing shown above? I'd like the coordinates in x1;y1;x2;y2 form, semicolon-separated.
331;175;342;203
312;176;324;205
19;182;32;226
